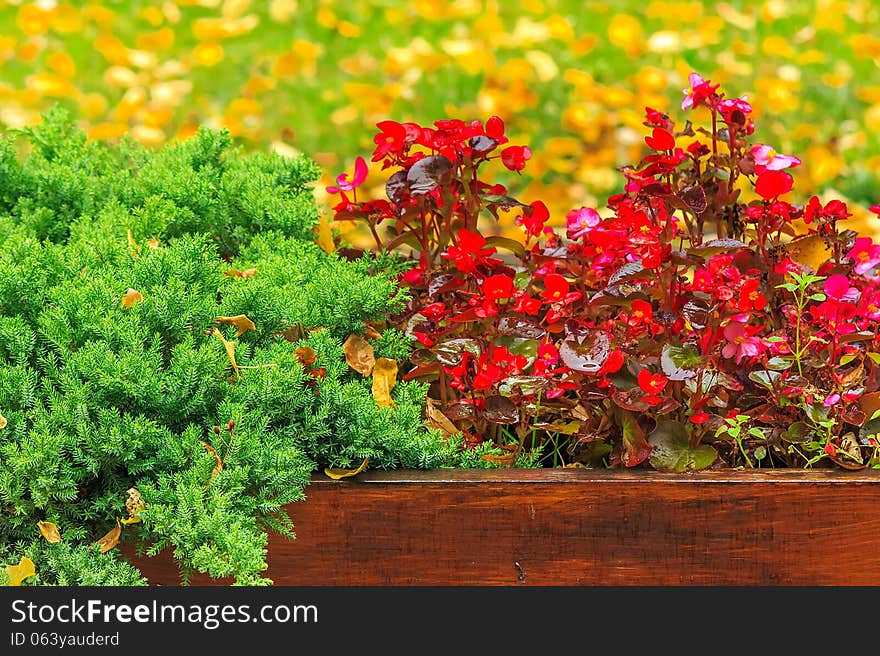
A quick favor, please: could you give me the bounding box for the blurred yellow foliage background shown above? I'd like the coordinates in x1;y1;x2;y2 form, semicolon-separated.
1;0;879;243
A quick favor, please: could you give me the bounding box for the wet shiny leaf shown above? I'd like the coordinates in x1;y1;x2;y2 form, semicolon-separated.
648;419;717;472
483;395;519;424
406;155;453;195
559;330;610;373
497;316;546;340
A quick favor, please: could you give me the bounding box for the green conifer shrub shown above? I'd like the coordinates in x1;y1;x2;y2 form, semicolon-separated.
0;111;532;587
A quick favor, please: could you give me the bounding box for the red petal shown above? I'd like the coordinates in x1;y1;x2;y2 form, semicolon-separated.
755;170;793;199
644;127;675;151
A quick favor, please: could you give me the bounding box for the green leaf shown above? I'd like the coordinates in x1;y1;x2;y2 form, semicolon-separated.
484;235;526;258
648;419;718;472
754;446;767;460
660;342;704;381
804;403;829;425
748;370;780;390
766;356;794;371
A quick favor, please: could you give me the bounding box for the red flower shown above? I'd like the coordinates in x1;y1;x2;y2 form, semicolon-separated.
638;369;668;405
644;127;675;151
597;350;624;376
516;200;550;238
372;120;408;161
482;274;514;302
537;341;559;366
441;229;499;273
689;412;710;424
627;299;653;325
638;369;668;395
485;115;505;140
755;170;793;199
541;274;569;302
737;279;766;312
513;294;541;316
501;145;532;172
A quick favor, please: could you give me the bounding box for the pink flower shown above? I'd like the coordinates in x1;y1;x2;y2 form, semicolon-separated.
823;274;859;302
326;156;368;194
823;393;841;408
722;322;765;363
565;207;601;240
846;237;880;275
751;144;801;172
681;72;719;110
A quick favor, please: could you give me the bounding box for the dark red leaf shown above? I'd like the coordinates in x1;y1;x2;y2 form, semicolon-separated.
406;155;453;195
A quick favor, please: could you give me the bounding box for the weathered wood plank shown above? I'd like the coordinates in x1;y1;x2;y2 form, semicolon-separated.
125;469;880;585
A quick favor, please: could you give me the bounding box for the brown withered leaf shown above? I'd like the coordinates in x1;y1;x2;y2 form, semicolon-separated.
120;288;143;308
324;456;369;479
215;314;256;337
225;268;257;278
295;346;317;368
5;556;35;586
858;391;880;426
211;328;240;380
364;324;382;340
37;521;61;543
372;357;398;408
425;397;459;438
200;441;223;479
95;520;122;554
344;334;375;376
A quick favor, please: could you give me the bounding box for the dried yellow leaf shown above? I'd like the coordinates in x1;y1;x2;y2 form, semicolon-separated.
95;520;121;554
316;214;335;254
343;334;375;376
784;234;831;273
146;237;160;249
225;268;257;278
37;521;61;544
216;314;256;337
212;327;240;380
121;288;143;308
324;456;369;479
200;440;223;479
127;229;140;258
371;357;397;408
5;556;35;586
0;413;6;430
425;397;459;439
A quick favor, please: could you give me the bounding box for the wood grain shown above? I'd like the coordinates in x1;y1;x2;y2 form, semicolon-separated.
124;469;880;585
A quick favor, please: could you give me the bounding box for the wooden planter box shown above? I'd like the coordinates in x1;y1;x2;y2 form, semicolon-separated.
126;468;880;586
